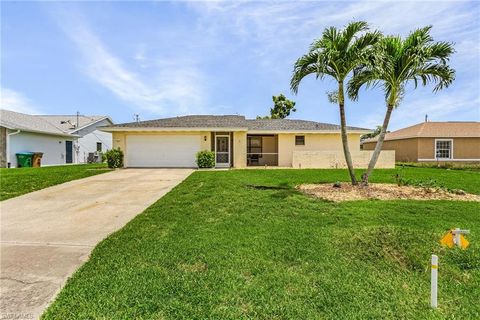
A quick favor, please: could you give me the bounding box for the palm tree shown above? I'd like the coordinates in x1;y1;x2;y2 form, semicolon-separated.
291;21;380;185
348;26;455;185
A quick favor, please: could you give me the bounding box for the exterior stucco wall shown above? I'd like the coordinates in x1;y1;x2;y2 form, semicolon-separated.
418;137;480;161
111;131;368;168
417;138;434;160
233;131;247;168
363;138;418;162
363;137;480;162
278;133;361;167
8;131;76;167
453;138;480;159
292;150;395;169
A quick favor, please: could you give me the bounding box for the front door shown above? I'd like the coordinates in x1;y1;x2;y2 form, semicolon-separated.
66;141;73;164
215;135;230;167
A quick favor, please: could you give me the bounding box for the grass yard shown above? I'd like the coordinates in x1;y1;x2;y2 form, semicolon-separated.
0;163;111;201
43;168;479;319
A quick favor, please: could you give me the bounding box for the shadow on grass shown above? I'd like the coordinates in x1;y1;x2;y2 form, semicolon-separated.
245;182;300;199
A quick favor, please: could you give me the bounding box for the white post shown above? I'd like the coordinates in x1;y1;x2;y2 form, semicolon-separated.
454;228;461;248
431;255;438;308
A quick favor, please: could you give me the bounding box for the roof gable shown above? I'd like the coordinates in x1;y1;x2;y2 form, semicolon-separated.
40;115;113;133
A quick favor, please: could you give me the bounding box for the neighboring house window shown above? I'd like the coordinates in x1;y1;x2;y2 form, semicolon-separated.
435;139;452;159
295;135;305;146
96;142;102;152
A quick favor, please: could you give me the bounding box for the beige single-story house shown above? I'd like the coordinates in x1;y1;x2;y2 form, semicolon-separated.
101;115;395;169
362;121;480;163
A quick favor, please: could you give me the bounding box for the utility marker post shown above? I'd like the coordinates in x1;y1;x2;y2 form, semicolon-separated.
452;228;470;248
431;255;438;308
454;228;461;248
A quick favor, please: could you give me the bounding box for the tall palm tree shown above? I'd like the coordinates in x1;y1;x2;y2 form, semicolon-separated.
291;21;380;185
348;26;455;184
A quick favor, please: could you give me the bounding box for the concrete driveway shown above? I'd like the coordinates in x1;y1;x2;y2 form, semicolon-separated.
0;168;193;319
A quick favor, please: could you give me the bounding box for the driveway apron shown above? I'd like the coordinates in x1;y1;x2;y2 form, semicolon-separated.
0;168;193;319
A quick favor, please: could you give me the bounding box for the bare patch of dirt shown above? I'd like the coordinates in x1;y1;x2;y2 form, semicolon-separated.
178;261;208;273
298;183;480;202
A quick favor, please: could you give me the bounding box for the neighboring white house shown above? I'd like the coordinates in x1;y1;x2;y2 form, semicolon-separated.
0;110;113;168
40;115;113;163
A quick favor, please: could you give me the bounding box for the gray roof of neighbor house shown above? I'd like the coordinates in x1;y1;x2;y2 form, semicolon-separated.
363;121;480;143
0;109;74;137
102;115;370;132
40;115;113;133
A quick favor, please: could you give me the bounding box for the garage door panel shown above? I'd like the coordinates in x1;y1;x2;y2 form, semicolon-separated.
126;135;201;167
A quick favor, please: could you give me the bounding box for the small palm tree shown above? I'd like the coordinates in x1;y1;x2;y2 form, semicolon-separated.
348;26;455;184
291;21;381;185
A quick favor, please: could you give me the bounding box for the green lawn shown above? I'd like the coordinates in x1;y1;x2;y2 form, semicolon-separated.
0;164;111;201
43;168;479;319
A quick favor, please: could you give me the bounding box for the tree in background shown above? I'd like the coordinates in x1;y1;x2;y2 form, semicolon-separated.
348;26;455;184
360;125;383;142
257;94;296;119
291;21;381;185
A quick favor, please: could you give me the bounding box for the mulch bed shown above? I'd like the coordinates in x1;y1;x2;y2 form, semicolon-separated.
298;183;480;202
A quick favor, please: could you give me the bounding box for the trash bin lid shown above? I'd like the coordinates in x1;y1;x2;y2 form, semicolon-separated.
16;152;34;155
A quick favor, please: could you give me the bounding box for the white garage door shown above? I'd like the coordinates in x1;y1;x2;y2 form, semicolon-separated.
126;135;201;167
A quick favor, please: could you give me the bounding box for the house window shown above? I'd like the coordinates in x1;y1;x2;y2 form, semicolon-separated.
295;135;305;146
96;142;102;152
435;139;452;159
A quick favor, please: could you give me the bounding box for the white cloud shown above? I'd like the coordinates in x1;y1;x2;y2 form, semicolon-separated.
357;82;480;130
189;1;479;75
43;1;478;124
0;88;42;114
52;7;208;116
190;1;479;126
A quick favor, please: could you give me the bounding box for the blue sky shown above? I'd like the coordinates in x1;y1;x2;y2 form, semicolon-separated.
1;1;479;130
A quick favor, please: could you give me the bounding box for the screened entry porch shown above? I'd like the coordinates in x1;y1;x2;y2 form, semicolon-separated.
246;134;278;166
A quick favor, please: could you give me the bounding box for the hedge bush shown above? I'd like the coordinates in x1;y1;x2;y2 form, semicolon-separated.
196;150;215;168
104;148;124;168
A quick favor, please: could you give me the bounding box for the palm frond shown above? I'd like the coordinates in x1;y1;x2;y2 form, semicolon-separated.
348;25;455;105
404;26;433;51
347;69;378;101
291;51;335;93
353;30;382;51
412;63;455;91
425;41;455;63
291;21;381;93
339;21;368;50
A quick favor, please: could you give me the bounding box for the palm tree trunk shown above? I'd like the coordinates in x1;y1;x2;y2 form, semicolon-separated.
338;81;358;185
362;103;394;185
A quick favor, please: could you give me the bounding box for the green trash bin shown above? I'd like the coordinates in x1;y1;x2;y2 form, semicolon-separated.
16;152;34;168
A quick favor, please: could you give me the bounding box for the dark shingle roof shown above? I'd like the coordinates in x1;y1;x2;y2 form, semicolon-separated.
109;115;247;128
104;115;370;132
247;119;368;131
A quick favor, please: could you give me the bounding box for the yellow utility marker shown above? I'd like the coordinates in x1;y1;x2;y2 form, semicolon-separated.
440;228;470;249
